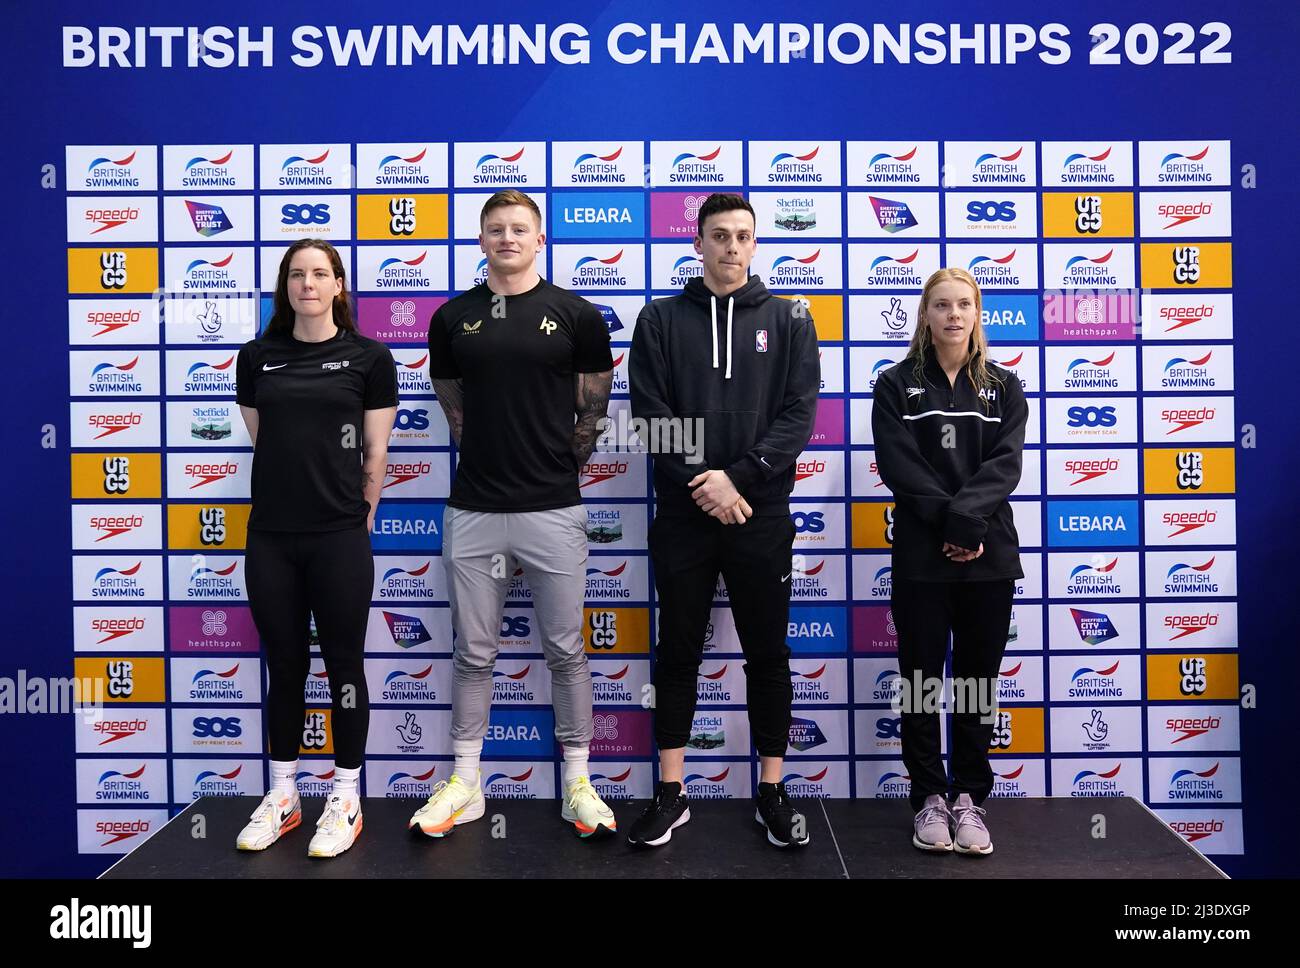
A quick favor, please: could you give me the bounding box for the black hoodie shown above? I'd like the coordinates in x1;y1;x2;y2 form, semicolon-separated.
870;346;1028;581
630;275;820;516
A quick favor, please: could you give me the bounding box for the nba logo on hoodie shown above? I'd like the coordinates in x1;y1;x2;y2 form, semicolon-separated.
756;330;768;353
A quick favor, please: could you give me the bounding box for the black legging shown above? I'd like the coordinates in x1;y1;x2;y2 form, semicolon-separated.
245;525;373;769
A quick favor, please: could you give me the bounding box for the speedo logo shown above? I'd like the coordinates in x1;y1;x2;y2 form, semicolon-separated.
581;461;628;488
1163;510;1216;537
1159;304;1214;332
1065;458;1119;485
88;413;143;439
1163;612;1220;640
385;461;431;488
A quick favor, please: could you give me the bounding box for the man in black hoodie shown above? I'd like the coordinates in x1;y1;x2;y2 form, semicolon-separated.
626;193;820;848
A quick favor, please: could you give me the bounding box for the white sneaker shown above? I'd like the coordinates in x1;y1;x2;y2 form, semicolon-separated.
408;773;485;837
307;794;363;858
561;776;617;838
236;790;302;851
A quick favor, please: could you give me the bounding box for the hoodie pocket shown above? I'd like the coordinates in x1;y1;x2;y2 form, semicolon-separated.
686;408;760;470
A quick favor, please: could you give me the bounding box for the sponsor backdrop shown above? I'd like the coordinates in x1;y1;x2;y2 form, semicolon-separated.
4;1;1296;877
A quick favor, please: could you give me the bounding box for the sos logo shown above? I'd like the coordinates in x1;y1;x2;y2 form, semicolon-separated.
966;200;1016;223
192;716;242;738
281;203;331;226
500;616;531;638
1067;405;1117;428
102;456;130;494
394;408;430;431
875;717;902;739
1176;451;1205;490
791;511;825;534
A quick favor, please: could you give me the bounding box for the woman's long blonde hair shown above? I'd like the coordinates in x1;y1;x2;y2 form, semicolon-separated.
906;267;1001;402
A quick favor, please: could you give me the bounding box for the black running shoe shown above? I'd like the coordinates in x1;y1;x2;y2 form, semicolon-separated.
755;782;810;847
626;781;691;847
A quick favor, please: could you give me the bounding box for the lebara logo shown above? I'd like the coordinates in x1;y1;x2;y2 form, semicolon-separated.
1165;558;1219;594
1070;608;1119;645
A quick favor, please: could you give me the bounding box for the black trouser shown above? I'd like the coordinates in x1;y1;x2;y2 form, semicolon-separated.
891;576;1014;811
649;513;795;758
245;525;374;769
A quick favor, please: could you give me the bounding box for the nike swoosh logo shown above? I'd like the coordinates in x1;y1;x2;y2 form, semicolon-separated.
348;811;360;825
262;363;287;371
760;457;772;468
279;809;294;823
780;572;792;582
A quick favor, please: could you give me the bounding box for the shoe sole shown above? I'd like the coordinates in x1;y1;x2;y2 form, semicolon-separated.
953;841;994;856
912;833;954;853
754;808;811;848
410;794;486;838
627;806;691;848
308;816;363;858
236;810;301;851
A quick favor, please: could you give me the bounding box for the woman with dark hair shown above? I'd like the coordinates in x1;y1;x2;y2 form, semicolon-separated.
871;267;1027;856
233;239;399;857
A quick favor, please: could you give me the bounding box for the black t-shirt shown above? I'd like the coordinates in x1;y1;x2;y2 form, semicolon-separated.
236;327;399;532
427;278;614;511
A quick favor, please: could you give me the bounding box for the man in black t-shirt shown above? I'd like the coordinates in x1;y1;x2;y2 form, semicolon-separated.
409;190;618;840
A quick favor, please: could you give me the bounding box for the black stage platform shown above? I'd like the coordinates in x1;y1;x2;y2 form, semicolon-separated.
101;796;1226;879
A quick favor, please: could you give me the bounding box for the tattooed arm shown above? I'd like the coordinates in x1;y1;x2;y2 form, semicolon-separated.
432;378;465;447
362;406;398;532
572;370;613;470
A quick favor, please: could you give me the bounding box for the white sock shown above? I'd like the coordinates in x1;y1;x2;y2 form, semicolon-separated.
331;765;361;802
453;739;483;785
562;745;589;789
270;760;298;797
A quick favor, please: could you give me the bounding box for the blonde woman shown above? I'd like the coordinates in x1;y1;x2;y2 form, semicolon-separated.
870;268;1027;856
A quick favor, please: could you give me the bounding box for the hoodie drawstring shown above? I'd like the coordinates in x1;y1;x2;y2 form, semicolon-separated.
709;294;735;380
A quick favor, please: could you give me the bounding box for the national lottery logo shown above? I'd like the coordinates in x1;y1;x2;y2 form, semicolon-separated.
1164;557;1219;594
671;146;723;183
86;150;140;187
971;146;1026;182
184;200;233;237
475;147;526;184
278;148;333;186
1070;608;1118;645
183;150;235;188
771;248;824;285
768;146;821;183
